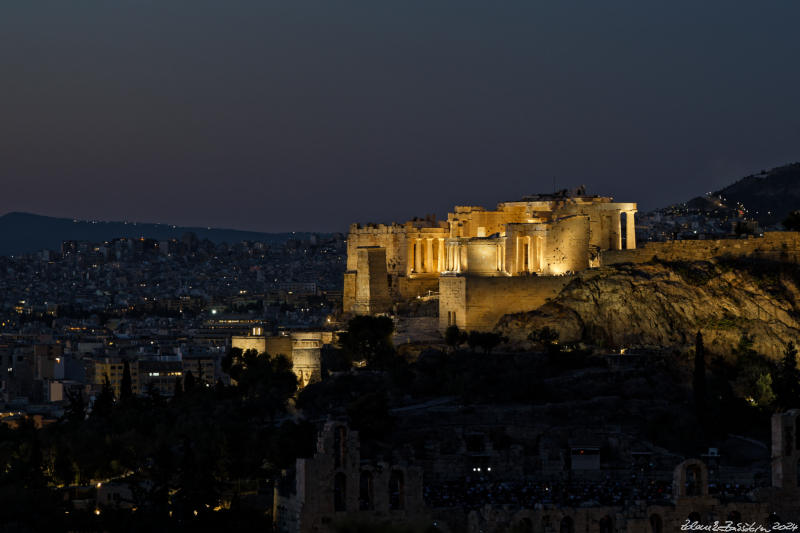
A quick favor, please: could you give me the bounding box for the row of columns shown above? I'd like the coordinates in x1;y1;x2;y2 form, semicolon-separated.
611;211;637;250
625;211;636;250
445;240;461;272
408;210;635;275
516;235;543;274
408;238;445;274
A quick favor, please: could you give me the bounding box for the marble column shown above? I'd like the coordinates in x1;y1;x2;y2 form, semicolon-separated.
626;211;637;250
612;212;622;250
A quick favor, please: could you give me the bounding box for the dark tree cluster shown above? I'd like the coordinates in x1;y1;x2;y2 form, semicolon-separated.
0;351;313;532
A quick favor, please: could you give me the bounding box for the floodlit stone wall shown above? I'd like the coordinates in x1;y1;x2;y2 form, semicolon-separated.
439;275;573;332
343;222;448;311
353;247;391;315
230;335;267;354
231;333;323;388
601;232;800;265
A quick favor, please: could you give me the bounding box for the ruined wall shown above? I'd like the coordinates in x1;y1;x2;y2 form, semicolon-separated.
230;335;267;354
265;336;294;358
344;223;448;314
439;275;573;332
771;410;800;490
274;422;428;533
448;205;528;238
465;239;505;275
346;224;410;274
601;232;800;266
542;215;590;275
439;276;466;331
291;332;324;388
232;334;322;388
353;247;391;315
342;272;357;314
396;276;440;300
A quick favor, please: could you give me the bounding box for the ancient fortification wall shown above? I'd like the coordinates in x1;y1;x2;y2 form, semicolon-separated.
602;231;800;265
543;215;590;274
439;275;573;332
353;247;391;315
343;222;448;312
231;332;328;388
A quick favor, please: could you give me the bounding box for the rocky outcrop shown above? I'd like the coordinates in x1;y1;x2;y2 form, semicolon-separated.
496;258;800;359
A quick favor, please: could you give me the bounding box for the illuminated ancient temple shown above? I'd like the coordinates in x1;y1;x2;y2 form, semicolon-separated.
343;188;637;331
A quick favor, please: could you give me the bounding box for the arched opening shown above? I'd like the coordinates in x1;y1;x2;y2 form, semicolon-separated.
795;415;800;451
599;515;613;533
727;511;741;524
560;516;575;533
334;472;347;512
649;514;663;533
334;426;347;468
389;470;404;510
796;457;800;488
686;464;702;496
359;470;374;511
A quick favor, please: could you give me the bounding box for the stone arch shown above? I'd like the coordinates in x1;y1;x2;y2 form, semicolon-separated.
389;469;404;510
649;514;662;533
334;472;347;512
673;459;709;499
560;515;575;533
599;515;613;533
796;413;800;451
797;456;800;487
516;517;533;533
359;470;374;510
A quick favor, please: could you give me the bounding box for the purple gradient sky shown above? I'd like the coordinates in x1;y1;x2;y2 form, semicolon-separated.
2;1;799;232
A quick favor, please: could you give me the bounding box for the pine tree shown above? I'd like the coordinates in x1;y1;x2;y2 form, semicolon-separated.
93;374;115;419
777;342;800;409
184;370;196;393
120;360;133;402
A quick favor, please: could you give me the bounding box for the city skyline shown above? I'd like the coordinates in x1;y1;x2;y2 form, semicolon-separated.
2;2;799;232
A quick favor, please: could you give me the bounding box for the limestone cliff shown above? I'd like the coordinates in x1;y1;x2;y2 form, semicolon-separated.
496;258;800;359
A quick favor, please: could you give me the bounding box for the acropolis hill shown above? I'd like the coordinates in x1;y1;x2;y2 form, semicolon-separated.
343;188;800;338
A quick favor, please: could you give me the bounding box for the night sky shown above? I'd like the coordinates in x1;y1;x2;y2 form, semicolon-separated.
2;1;799;233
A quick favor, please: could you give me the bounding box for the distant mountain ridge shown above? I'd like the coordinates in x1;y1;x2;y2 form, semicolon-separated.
695;162;800;226
0;212;326;257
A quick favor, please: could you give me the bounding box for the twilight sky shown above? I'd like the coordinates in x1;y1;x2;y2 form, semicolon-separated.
2;1;799;233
